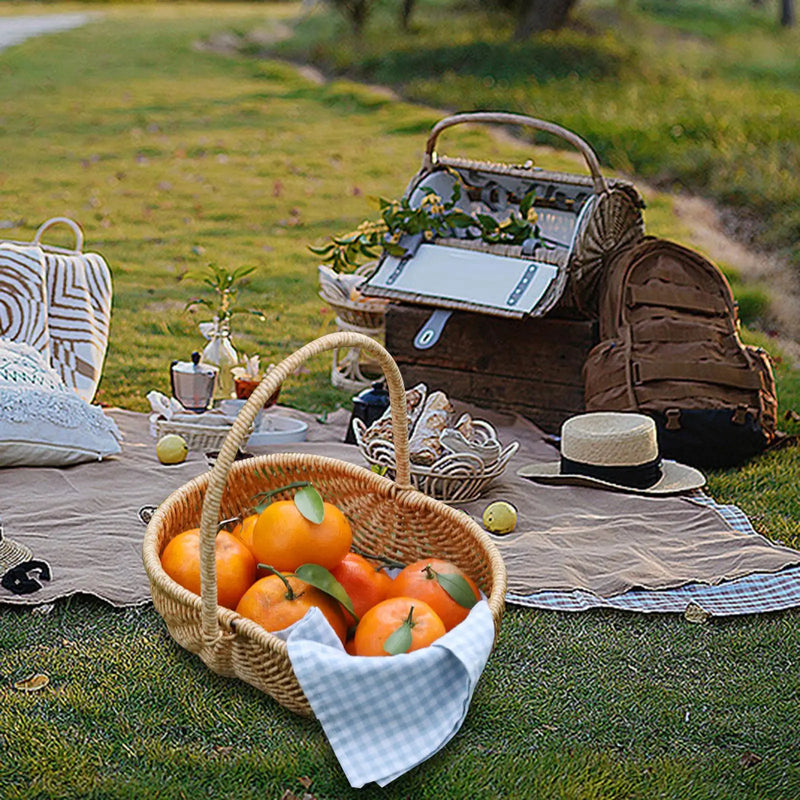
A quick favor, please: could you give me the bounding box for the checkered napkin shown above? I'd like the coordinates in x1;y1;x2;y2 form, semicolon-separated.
508;494;800;617
284;600;495;788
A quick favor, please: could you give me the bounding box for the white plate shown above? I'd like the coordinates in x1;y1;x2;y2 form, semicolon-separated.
246;414;309;447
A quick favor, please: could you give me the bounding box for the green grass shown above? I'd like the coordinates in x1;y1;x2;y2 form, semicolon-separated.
0;4;799;798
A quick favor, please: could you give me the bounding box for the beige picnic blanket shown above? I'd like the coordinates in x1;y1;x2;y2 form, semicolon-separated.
1;404;798;606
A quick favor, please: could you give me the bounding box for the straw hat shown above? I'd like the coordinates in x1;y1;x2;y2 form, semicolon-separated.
517;412;705;494
0;521;33;575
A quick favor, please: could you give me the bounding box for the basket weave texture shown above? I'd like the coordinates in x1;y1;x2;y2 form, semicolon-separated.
142;332;507;717
318;264;388;329
155;415;245;453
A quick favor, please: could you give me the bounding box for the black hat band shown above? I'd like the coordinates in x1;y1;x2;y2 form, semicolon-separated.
560;455;663;489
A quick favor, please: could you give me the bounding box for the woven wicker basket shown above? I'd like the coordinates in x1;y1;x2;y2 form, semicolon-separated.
352;417;519;504
318;264;388;329
155;413;251;453
142;332;507;717
362;112;645;319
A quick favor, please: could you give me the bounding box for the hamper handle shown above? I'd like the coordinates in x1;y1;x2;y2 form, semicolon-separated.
423;112;608;195
198;332;410;641
33;217;84;252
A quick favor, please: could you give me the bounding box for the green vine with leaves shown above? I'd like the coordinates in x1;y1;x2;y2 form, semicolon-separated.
310;179;548;273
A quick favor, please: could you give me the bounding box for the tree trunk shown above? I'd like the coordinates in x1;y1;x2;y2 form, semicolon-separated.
400;0;416;30
514;0;579;38
781;0;796;27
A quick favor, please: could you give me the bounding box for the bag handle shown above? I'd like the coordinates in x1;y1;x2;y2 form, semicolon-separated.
198;332;410;642
423;112;609;195
33;217;84;252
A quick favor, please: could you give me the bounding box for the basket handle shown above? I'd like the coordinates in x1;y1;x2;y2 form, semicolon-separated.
423;112;608;195
33;217;84;252
198;332;410;642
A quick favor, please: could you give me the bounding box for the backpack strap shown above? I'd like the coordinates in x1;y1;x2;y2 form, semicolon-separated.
633;325;727;344
632;360;764;390
626;284;729;316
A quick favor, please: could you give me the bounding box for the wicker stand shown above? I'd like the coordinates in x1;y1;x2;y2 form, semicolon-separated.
330;316;385;393
318;264;389;393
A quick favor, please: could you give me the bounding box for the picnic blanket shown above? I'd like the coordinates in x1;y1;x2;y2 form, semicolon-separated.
1;404;799;616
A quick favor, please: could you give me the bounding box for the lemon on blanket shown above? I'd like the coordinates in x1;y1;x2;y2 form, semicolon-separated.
482;501;517;534
156;434;188;465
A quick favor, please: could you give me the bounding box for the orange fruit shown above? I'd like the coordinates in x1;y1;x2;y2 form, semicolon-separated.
250;499;352;573
235;572;348;644
160;528;257;610
331;552;393;627
388;558;480;631
230;514;258;551
352;596;446;657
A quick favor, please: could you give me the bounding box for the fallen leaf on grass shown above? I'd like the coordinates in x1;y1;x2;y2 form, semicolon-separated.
740;751;762;768
684;603;711;624
13;673;49;692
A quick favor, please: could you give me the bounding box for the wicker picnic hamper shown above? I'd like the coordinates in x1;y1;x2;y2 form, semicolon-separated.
363;112;645;318
142;332;507;717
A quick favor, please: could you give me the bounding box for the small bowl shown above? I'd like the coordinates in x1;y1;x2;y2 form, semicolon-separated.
234;377;281;407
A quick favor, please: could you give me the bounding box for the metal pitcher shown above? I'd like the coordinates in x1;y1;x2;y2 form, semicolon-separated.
170;352;217;413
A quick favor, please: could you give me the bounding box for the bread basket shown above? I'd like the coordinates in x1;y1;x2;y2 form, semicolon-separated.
352;417;519;504
142;332;506;717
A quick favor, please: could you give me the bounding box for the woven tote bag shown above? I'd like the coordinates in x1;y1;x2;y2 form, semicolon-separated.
33;218;112;403
142;332;507;717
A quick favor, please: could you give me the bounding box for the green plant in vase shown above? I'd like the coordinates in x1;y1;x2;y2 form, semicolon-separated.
183;264;266;402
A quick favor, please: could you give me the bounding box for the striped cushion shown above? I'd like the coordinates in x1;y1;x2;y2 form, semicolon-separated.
45;250;112;403
0;244;50;361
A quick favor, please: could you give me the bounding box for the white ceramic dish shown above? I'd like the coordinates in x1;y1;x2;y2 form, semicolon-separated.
246;414;309;447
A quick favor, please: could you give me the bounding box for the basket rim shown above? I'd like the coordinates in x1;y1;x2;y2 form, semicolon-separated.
142;452;508;649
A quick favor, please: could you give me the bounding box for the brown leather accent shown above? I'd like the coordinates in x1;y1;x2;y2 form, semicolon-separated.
732;405;749;425
633;360;764;390
665;409;681;430
626;284;728;316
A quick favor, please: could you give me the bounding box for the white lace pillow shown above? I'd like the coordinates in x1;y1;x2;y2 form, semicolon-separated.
0;339;121;467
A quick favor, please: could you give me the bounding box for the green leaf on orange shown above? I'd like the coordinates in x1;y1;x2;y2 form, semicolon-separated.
383;618;413;655
294;485;325;524
294;563;358;621
435;571;478;610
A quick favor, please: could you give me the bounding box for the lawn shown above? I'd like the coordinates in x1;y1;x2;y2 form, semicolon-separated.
1;3;799;798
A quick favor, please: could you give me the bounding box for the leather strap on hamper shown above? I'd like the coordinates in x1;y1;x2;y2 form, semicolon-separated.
632;360;764;390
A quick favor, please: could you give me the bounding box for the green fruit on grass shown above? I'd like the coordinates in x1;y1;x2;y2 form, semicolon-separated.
482;501;517;534
156;434;188;465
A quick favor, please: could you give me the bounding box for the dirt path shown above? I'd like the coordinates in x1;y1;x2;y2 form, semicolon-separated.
0;13;93;52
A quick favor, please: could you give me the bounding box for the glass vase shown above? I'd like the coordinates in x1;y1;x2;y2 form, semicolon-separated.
200;318;238;402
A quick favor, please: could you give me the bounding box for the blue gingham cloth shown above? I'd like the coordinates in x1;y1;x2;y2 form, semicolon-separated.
507;493;800;616
285;600;495;788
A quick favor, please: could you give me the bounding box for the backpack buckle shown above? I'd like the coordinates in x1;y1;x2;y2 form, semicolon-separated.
665;408;681;431
732;404;749;425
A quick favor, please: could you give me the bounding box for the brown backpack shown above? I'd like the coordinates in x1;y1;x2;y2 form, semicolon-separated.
583;237;778;467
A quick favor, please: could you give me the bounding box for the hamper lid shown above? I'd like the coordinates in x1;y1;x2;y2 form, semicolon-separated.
363;242;561;319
